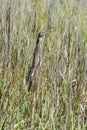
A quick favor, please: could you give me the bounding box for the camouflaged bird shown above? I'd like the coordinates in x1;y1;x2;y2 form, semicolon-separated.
27;28;54;92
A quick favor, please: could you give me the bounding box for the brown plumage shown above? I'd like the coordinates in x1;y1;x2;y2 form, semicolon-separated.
27;28;54;92
28;31;45;92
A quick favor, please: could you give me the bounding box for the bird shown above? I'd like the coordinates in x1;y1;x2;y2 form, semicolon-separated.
27;28;54;92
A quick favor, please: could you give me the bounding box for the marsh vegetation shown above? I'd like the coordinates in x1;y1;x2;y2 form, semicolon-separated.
0;0;87;129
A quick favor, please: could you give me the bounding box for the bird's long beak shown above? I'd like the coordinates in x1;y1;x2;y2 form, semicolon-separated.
43;27;55;35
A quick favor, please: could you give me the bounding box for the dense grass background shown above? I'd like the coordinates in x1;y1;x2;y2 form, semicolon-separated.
0;0;87;129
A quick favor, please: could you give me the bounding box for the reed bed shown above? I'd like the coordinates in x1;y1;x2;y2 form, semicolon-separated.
0;0;87;129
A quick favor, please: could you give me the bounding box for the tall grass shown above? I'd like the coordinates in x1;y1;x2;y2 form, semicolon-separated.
0;0;87;129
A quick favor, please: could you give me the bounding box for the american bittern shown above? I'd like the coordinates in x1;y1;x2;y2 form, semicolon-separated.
28;28;53;92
